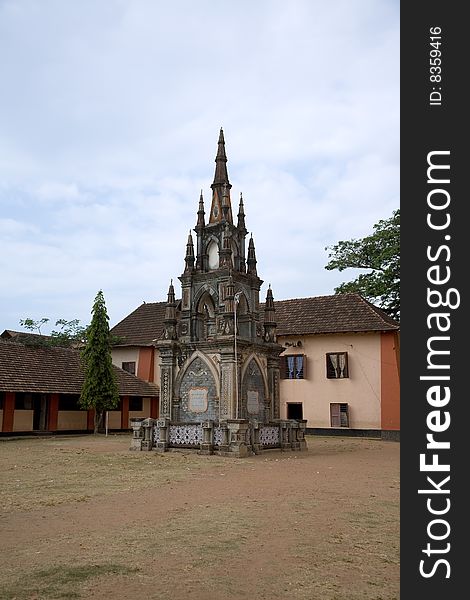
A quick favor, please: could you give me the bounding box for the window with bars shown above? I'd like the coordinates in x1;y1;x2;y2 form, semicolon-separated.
280;355;306;379
122;361;136;375
330;403;349;427
326;352;349;379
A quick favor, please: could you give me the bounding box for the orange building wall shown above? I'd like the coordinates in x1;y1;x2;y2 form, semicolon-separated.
380;331;400;430
137;348;155;382
2;392;15;432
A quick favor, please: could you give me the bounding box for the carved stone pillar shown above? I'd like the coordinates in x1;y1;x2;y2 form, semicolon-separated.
220;357;235;420
267;356;281;421
279;419;291;451
129;418;145;451
141;418;155;451
297;419;308;451
199;420;214;455
155;418;170;452
251;419;262;455
227;419;251;457
218;421;230;453
289;420;300;451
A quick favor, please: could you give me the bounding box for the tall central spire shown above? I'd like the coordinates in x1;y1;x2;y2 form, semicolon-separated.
209;128;233;224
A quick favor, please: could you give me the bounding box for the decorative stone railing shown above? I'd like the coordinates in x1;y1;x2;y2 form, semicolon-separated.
129;418;307;458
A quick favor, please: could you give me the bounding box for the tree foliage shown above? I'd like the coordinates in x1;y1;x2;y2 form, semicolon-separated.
79;290;119;433
325;209;400;320
19;318;87;347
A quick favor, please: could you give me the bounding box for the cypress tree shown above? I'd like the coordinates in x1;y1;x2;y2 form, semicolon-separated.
79;290;119;433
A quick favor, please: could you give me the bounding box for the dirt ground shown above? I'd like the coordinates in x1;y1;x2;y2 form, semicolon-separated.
0;434;399;600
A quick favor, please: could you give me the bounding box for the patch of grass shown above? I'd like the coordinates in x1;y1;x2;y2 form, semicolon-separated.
0;437;228;512
0;563;139;600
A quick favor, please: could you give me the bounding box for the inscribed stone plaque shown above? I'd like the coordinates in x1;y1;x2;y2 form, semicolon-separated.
247;390;259;414
189;388;208;413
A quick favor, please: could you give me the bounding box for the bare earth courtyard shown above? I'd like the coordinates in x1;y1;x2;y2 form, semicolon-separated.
0;434;399;600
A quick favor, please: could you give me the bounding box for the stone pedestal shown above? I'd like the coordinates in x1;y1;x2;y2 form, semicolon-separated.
297;419;308;451
289;420;300;451
218;421;230;453
155;418;170;452
141;417;156;451
199;420;214;455
129;418;145;450
251;420;262;455
225;419;252;457
279;420;291;451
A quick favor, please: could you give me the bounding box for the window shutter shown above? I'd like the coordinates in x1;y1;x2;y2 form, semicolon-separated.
326;354;336;378
330;403;341;427
280;356;288;379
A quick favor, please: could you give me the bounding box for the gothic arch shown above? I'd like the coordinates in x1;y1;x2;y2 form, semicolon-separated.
193;283;218;309
235;290;251;314
175;350;221;399
241;353;269;397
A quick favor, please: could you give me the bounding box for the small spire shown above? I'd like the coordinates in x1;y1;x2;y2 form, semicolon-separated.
196;190;205;229
263;285;277;343
167;280;175;301
237;192;247;233
184;230;195;272
247;235;257;276
210;128;232;224
162;280;177;340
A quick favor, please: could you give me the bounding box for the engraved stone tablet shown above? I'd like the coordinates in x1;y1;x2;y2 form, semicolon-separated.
189;387;208;413
247;390;259;414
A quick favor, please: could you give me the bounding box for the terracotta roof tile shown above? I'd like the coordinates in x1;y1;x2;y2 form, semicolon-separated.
111;302;168;346
269;293;399;336
0;341;158;396
109;293;398;347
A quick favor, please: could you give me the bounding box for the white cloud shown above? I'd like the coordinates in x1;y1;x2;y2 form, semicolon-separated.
0;0;399;332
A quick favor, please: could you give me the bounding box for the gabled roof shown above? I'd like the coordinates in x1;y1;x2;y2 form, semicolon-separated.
0;341;159;396
271;293;399;336
109;293;398;347
1;330;52;344
111;302;168;346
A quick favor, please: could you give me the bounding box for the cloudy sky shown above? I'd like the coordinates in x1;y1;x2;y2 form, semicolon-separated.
0;0;399;333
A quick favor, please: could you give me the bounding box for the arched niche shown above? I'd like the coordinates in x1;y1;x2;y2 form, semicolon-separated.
207;240;219;270
240;356;267;422
196;290;216;340
177;355;219;423
235;291;251;338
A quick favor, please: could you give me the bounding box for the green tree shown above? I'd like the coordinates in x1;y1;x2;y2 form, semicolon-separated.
325;209;400;320
79;290;119;433
19;318;87;347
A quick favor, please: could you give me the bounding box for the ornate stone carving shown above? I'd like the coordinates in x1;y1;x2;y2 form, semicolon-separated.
169;424;202;446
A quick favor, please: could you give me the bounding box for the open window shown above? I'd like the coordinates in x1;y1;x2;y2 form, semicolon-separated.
326;352;349;379
280;355;307;379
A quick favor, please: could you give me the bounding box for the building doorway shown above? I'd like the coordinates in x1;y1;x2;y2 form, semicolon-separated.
287;402;303;420
33;394;49;430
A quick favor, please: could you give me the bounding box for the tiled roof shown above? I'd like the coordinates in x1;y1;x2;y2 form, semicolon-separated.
270;293;399;336
109;293;398;346
1;330;52;343
0;341;159;396
111;302;168;346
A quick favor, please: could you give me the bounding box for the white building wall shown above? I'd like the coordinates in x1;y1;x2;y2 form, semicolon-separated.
111;347;140;373
279;332;381;429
